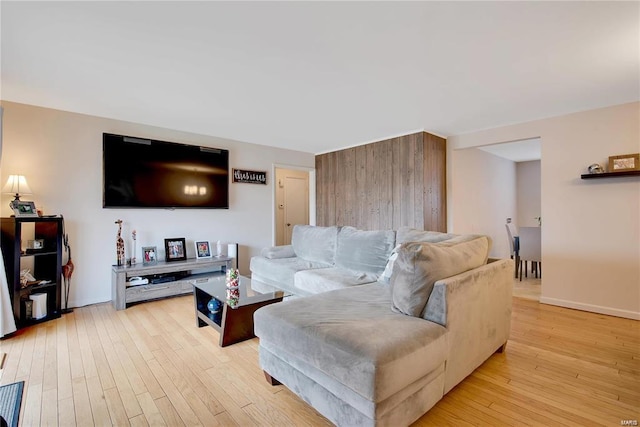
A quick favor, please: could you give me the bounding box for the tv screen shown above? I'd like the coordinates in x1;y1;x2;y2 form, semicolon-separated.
103;133;229;209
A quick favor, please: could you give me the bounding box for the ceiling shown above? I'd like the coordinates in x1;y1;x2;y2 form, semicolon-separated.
477;138;541;163
1;2;638;155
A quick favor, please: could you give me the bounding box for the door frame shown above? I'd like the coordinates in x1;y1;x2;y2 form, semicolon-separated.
271;163;316;246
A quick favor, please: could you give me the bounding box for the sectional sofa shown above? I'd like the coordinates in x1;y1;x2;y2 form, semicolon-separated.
250;225;458;296
251;225;513;426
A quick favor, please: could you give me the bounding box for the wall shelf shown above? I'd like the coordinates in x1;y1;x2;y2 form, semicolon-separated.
581;170;640;179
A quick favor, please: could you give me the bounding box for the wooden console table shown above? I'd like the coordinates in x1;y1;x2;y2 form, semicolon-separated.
111;257;232;310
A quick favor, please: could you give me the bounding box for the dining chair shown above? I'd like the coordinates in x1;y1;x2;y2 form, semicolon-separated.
518;226;541;281
505;223;519;278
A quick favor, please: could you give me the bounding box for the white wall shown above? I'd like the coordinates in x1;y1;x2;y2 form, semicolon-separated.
0;101;315;308
448;102;640;320
516;160;541;227
451;148;516;259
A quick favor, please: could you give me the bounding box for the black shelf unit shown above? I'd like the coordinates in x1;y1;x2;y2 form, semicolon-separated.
1;216;63;328
581;170;640;179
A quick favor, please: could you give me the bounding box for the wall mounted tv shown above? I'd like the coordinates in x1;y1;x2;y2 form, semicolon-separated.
103;133;229;209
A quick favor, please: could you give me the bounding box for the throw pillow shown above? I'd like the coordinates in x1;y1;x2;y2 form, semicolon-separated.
390;235;490;317
378;244;401;285
395;226;456;245
261;245;296;259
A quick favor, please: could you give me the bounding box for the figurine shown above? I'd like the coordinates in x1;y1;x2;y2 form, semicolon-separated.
62;231;74;313
131;229;137;265
588;163;605;174
115;220;125;266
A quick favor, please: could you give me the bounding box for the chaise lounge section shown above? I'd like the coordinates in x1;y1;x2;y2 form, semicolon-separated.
253;229;513;426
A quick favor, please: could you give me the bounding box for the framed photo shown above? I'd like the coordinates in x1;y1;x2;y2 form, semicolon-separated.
142;246;157;266
164;238;187;262
12;201;39;217
609;153;640;172
195;240;212;259
27;239;44;250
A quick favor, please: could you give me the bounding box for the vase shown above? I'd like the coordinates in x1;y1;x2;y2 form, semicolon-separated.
226;268;240;307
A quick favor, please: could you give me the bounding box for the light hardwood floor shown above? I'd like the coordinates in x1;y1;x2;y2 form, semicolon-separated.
1;294;638;426
512;275;541;301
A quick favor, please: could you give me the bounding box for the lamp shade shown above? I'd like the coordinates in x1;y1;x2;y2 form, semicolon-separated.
2;175;32;196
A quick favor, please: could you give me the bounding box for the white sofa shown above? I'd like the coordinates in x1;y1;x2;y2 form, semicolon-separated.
253;226;513;426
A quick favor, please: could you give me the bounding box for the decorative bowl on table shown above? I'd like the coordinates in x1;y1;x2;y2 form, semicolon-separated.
207;298;222;314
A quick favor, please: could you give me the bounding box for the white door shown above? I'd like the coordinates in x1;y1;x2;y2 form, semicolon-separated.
276;168;309;245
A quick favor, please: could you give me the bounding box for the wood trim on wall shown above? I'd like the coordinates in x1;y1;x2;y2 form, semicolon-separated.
315;131;446;231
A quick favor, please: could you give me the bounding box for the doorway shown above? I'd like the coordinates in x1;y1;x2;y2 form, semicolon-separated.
454;137;542;300
274;168;310;246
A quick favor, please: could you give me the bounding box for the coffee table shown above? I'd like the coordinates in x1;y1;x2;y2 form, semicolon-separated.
193;273;284;347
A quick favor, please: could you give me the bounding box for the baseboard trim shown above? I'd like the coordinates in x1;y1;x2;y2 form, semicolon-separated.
540;297;640;320
67;298;111;310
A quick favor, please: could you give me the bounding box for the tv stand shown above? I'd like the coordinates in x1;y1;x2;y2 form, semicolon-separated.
111;257;232;310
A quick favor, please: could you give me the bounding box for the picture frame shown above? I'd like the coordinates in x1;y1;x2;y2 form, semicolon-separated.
142;246;157;266
12;201;39;218
27;239;44;250
26;239;45;254
195;240;212;259
608;153;640;172
164;238;187;262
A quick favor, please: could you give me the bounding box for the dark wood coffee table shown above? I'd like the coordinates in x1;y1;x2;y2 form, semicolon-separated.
193;273;284;347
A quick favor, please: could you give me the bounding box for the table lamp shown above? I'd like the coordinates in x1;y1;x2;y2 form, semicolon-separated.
2;175;32;209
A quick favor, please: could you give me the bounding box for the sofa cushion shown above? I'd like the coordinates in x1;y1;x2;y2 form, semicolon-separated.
295;267;378;293
335;227;396;275
390;235;490;318
292;225;339;265
249;256;332;289
259;343;445;424
254;283;448;403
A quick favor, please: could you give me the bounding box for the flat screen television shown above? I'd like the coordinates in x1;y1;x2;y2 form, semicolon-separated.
103;133;229;209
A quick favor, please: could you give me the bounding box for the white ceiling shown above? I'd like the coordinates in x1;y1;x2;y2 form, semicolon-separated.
1;2;638;155
477;138;541;163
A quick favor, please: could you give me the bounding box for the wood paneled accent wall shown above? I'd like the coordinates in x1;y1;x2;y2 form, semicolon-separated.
316;131;446;231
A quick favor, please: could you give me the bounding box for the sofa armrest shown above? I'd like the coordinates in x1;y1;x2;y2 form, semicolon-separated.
261;245;296;259
425;258;513;393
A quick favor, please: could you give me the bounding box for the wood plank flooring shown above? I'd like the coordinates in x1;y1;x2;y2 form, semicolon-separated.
512;276;541;301
1;295;638;426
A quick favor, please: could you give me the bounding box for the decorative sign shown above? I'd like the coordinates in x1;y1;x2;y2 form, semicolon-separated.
232;168;267;184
